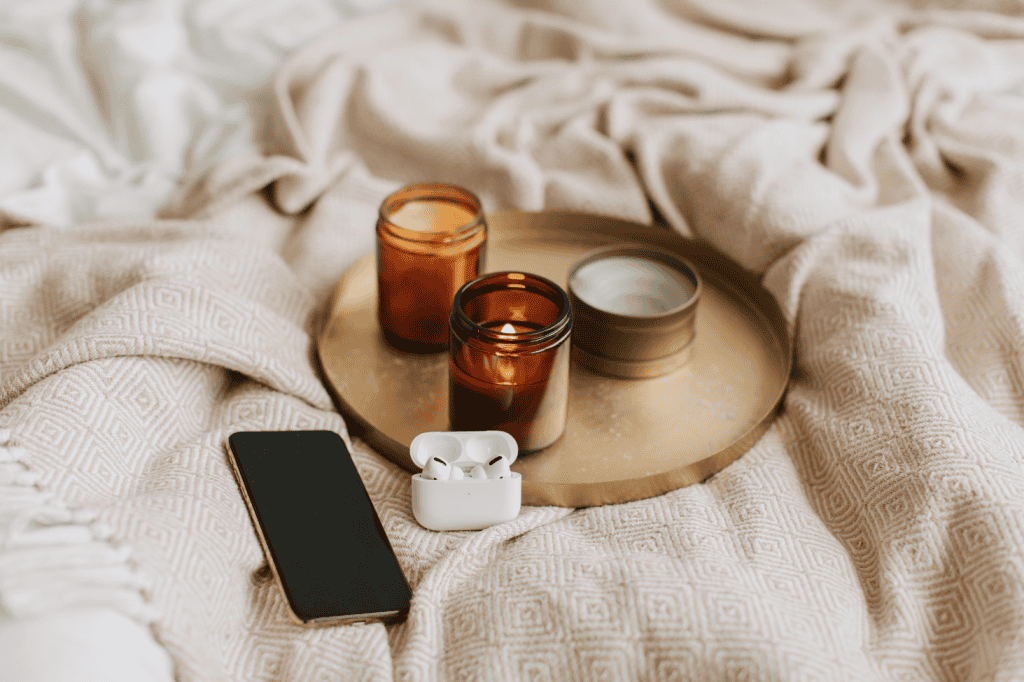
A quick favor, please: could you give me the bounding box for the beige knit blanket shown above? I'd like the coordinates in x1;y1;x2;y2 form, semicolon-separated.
4;0;1024;679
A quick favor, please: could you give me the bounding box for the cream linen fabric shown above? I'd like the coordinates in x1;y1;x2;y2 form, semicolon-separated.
5;0;1024;680
0;0;400;228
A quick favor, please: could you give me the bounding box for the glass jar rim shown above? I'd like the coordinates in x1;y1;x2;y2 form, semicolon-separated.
378;182;485;244
451;271;572;348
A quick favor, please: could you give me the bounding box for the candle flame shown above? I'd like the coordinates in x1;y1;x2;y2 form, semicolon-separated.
501;323;516;334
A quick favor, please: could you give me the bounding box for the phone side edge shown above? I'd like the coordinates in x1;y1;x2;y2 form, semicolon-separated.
225;434;318;627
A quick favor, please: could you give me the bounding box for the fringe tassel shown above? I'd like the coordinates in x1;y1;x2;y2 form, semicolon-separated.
0;427;156;623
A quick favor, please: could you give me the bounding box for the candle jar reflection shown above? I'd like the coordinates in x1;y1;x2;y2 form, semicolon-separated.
448;272;573;453
377;183;486;352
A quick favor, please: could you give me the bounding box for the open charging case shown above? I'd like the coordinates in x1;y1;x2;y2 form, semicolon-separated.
409;431;521;531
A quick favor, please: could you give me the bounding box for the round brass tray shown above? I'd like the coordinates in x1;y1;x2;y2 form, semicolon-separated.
317;211;791;507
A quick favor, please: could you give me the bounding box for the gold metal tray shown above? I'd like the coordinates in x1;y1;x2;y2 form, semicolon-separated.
317;211;791;507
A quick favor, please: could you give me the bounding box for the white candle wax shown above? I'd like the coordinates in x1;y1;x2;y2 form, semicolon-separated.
570;255;696;315
389;199;475;233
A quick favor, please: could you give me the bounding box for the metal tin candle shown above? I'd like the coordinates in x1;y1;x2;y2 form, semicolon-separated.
377;183;486;352
448;272;573;453
568;246;701;378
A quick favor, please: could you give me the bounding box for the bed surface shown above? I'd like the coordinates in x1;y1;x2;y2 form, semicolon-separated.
3;0;1024;680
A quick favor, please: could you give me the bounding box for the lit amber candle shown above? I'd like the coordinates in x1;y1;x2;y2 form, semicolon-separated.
377;183;486;352
448;272;573;452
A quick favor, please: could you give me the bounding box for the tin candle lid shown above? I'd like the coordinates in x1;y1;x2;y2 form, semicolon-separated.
567;246;702;378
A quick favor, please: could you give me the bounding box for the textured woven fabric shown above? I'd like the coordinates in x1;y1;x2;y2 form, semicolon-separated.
5;0;1024;679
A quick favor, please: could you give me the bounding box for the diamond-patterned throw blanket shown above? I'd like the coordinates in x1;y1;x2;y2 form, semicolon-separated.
5;0;1024;679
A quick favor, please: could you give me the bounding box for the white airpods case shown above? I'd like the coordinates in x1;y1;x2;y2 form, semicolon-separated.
410;431;521;531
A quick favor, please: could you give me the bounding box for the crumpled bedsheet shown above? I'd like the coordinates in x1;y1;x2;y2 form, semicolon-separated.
5;0;1024;680
0;0;398;228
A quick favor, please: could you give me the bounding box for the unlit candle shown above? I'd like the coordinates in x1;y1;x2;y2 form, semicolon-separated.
376;184;486;351
389;199;476;233
570;256;696;316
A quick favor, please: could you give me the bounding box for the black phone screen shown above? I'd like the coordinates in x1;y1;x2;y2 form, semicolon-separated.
227;430;411;624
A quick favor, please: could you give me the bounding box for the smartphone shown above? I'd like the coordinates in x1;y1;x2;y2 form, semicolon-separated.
226;430;412;625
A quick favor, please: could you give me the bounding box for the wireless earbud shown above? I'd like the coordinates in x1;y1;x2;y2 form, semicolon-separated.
469;464;487;479
422;457;464;480
484;455;511;479
422;457;453;480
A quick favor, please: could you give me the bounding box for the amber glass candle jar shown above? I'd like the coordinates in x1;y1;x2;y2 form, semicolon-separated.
377;183;486;352
448;272;573;453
